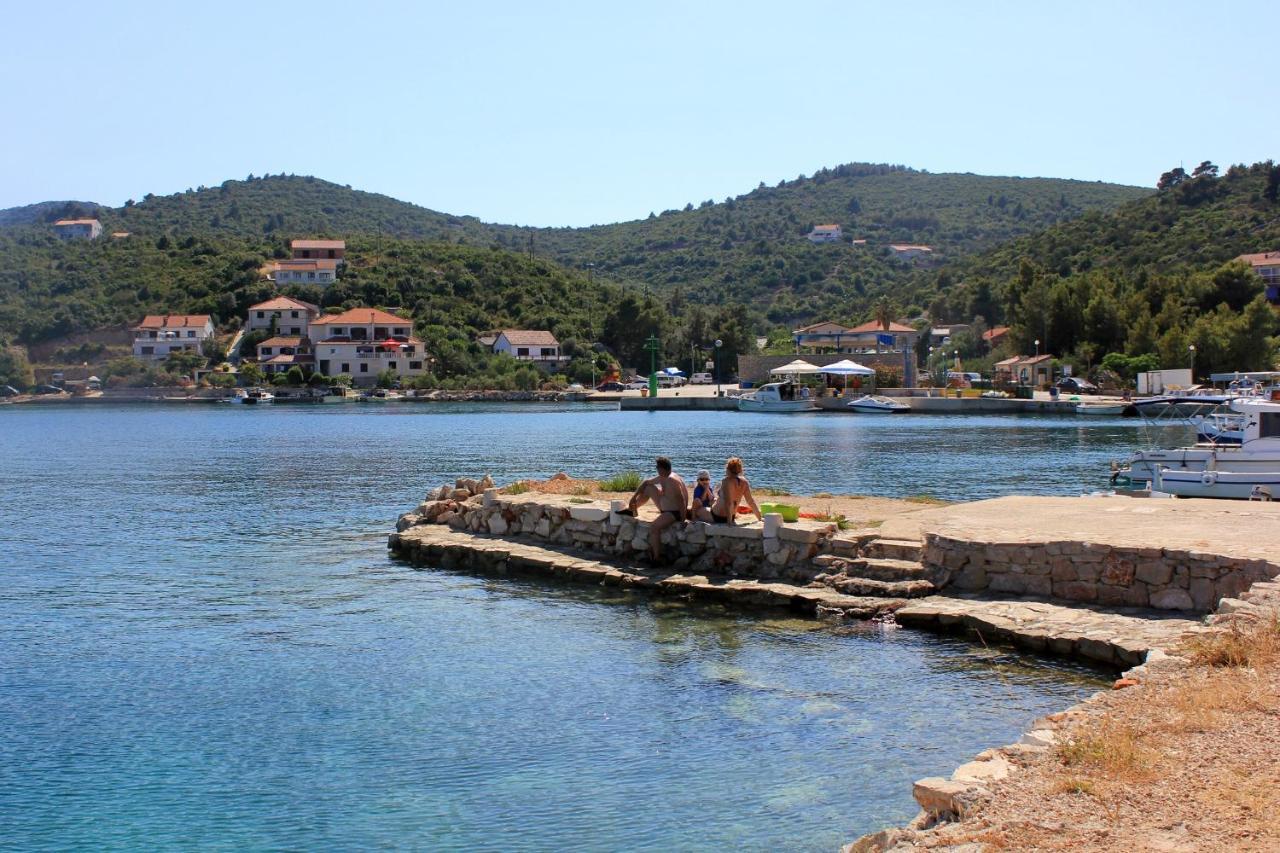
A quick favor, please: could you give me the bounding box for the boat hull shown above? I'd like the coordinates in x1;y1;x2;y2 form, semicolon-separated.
1155;469;1280;500
737;399;817;413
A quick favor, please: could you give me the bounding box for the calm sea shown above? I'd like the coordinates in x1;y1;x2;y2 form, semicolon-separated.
1;404;1167;850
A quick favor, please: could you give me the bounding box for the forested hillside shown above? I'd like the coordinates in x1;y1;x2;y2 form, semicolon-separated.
918;161;1280;376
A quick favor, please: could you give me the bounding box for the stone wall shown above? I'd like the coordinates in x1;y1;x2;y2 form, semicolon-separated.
924;533;1280;612
398;491;839;582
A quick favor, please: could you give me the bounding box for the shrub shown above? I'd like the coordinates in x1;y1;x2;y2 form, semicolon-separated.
598;471;642;492
503;481;530;495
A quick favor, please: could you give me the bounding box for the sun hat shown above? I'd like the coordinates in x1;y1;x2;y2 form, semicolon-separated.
697;469;711;480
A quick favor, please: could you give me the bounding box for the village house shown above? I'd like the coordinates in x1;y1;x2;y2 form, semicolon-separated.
995;354;1054;387
53;218;102;240
292;239;345;262
1235;251;1280;304
131;314;216;360
309;308;426;385
889;244;932;262
255;336;314;376
793;320;920;355
490;330;567;366
806;224;843;244
246;297;321;336
929;324;970;347
982;325;1011;350
271;258;339;285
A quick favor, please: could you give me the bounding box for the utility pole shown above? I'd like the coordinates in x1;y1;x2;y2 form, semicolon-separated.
644;335;660;397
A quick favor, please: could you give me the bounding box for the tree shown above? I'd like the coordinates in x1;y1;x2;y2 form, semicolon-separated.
1157;167;1188;190
202;337;229;365
0;345;35;389
1191;160;1218;179
1265;161;1280;203
285;365;306;386
238;361;264;385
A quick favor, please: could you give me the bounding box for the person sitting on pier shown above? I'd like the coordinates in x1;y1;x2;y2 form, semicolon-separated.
709;457;762;526
626;456;689;563
689;469;717;522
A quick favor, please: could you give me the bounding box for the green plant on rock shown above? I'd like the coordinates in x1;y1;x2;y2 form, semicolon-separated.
598;471;642;492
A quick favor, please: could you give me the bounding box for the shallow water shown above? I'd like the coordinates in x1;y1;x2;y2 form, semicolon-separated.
0;405;1132;850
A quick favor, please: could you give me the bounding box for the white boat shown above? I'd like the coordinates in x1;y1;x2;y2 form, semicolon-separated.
1115;398;1280;487
1152;467;1280;500
316;386;359;403
1193;411;1245;444
229;388;274;404
846;394;909;414
737;381;818;413
363;389;406;402
1075;402;1128;416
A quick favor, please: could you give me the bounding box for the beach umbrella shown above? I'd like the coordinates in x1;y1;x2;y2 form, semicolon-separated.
381;338;401;350
769;359;821;375
662;366;685;375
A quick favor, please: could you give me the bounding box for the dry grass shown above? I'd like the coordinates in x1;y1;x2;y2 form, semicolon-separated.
1051;777;1097;796
905;493;949;505
1057;717;1156;782
1186;617;1280;668
502;480;530;495
1164;672;1264;732
755;486;792;496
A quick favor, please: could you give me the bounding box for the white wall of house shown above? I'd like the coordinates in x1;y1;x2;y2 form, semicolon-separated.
313;342;427;384
493;333;563;361
132;323;215;361
246;309;314;336
274;268;336;285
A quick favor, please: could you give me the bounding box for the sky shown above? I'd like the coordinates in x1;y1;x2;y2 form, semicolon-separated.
3;0;1276;227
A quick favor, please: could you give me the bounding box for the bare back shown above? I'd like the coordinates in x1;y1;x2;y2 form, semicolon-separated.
713;474;754;520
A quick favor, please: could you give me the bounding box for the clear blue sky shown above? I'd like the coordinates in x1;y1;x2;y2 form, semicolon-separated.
4;0;1275;226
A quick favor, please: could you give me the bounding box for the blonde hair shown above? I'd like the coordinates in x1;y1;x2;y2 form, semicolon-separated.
725;457;743;477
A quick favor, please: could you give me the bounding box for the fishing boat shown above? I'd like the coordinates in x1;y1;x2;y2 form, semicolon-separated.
363;388;406;402
1192;411;1245;444
1074;402;1129;416
1114;398;1280;488
229;388;274;404
1151;468;1280;500
846;394;909;414
737;381;818;413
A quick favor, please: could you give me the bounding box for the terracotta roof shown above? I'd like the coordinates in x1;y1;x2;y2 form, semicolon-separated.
795;321;850;334
110;231;130;238
994;356;1021;367
310;308;412;327
1236;251;1280;267
260;354;315;365
846;320;918;334
889;244;932;252
273;259;339;271
498;330;559;347
291;239;345;250
132;314;212;330
54;218;100;226
249;296;320;313
982;325;1011;341
811;224;841;232
258;336;305;348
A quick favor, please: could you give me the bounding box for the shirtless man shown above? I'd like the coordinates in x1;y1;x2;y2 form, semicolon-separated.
709;456;761;526
627;456;689;563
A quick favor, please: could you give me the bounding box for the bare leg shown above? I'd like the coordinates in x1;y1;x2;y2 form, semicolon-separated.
649;512;677;562
690;505;713;523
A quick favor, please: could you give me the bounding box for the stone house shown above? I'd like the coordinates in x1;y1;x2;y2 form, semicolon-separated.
53;218;102;240
246;297;321;336
309;308;427;385
491;330;567;366
131;315;216;360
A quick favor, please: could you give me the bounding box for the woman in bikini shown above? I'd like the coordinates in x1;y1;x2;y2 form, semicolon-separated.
709;457;761;525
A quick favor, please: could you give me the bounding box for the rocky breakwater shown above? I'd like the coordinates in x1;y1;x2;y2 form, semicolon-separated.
409;390;586;402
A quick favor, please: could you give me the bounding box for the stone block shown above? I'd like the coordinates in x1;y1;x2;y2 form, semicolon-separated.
912;777;985;817
988;574;1027;594
1189;577;1216;611
1022;575;1052;596
1101;556;1136;586
1053;581;1098;602
1122;585;1149;607
568;506;609;523
1135;561;1172;586
488;515;509;535
1075;563;1101;583
1096;585;1128;607
709;524;760;541
778;526;820;544
951;566;988;591
951;755;1012;784
1050;559;1076;581
1150;588;1194;610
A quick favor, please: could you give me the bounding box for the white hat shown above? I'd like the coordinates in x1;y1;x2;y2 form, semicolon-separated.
697;469;711;480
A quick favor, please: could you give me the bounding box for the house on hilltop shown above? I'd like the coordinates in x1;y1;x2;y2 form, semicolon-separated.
983;325;1011;349
793;320;920;354
1235;251;1280;304
490;330;566;366
889;244;932;262
271;258;339;285
54;219;102;240
806;224;843;244
131;315;215;360
292;239;345;262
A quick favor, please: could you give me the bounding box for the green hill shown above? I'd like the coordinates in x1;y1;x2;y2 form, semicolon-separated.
919;161;1280;376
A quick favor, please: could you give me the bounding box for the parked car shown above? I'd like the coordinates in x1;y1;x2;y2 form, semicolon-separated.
595;381;625;392
1056;377;1099;395
0;385;20;397
33;384;66;395
624;379;649;390
690;372;713;384
565;383;586;392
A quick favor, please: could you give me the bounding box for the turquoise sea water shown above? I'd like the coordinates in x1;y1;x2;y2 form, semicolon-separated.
0;405;1155;850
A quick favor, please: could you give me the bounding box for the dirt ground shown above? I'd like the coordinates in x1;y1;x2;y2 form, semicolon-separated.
511;475;942;530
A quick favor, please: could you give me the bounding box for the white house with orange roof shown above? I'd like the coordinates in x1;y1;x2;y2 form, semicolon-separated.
255;336;314;376
889;244;933;262
793;320;920;354
1235;251;1280;304
806;224;843;244
246;296;321;336
291;239;345;262
131;314;215;360
491;330;567;366
53;218;102;240
271;258;340;285
309;308;427;384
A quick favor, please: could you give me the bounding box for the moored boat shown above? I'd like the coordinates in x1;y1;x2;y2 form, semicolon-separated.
1074;402;1128;416
846;394;909;414
229;388;274;404
316;386;359;403
737;381;818;413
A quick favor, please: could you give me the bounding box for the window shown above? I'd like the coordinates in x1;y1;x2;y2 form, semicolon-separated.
388;361;397;370
141;346;154;355
327;249;335;258
307;272;315;280
261;348;272;356
319;273;330;281
541;347;555;357
291;311;299;318
257;311;265;319
410;361;422;370
359;363;368;373
289;327;300;335
517;347;529;357
340;363;350;373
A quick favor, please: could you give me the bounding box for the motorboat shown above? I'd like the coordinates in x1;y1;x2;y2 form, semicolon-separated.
1114;398;1280;488
1192;411;1245;444
846;394;909;414
1151;468;1280;501
737;381;818;413
316;386;359;403
1074;402;1129;416
229;388;274;404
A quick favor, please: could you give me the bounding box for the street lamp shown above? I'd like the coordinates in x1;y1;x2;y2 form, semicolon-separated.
714;339;723;396
1034;339;1040;358
1189;344;1196;379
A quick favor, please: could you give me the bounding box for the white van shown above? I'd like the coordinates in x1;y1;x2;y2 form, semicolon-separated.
656;374;686;388
690;372;713;384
